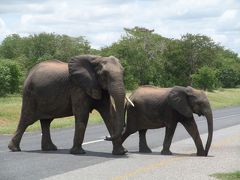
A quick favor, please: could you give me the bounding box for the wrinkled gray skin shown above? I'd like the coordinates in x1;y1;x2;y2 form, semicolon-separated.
8;55;127;155
120;86;213;156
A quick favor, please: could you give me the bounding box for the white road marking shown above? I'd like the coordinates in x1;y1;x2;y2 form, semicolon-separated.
215;113;240;120
198;113;240;122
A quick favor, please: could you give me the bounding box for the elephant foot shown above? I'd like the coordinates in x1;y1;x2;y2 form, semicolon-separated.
161;149;172;155
8;140;21;152
139;146;152;153
197;150;205;156
112;146;128;155
70;146;86;154
42;143;57;151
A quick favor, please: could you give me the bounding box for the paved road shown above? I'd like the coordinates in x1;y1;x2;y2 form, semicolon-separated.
44;124;240;180
0;106;240;180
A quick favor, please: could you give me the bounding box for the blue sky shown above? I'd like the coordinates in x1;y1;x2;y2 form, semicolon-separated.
0;0;239;54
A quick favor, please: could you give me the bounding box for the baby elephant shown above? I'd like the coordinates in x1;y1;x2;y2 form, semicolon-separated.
121;86;213;156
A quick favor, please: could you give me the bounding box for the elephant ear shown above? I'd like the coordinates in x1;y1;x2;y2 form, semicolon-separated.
68;55;102;99
168;86;193;118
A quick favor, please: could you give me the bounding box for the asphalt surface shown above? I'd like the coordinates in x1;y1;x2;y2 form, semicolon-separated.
44;124;240;180
0;106;240;180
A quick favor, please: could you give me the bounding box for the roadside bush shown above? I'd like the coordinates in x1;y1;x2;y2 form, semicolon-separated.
218;67;239;88
0;60;21;96
192;66;219;91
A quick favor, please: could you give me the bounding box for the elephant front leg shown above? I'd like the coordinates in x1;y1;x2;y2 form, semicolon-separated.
161;123;177;155
96;104;127;155
112;138;128;155
70;112;89;154
139;129;152;153
181;119;205;156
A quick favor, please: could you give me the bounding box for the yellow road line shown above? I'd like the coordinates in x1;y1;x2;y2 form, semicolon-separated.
212;135;240;149
112;135;240;180
112;156;182;180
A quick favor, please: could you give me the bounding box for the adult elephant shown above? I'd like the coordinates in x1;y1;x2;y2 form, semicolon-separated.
8;55;128;155
121;86;213;156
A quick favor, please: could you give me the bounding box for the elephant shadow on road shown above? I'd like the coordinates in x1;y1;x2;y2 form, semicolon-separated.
22;149;130;159
129;151;214;158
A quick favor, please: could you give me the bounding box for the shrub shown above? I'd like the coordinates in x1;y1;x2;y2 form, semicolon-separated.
0;60;21;96
192;66;218;91
218;67;239;88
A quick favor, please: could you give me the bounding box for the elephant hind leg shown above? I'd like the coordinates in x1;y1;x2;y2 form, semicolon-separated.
120;128;131;144
40;119;57;151
8;114;36;152
70;111;89;155
139;129;152;153
161;123;177;155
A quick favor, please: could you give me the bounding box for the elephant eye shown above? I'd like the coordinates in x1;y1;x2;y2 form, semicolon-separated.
101;70;108;81
189;96;196;103
94;65;102;74
95;64;107;76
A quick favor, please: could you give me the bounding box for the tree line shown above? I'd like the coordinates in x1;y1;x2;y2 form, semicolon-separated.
0;27;239;96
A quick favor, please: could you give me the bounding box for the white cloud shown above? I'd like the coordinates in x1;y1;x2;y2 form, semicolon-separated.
0;0;239;54
217;9;240;32
0;18;6;31
0;18;11;41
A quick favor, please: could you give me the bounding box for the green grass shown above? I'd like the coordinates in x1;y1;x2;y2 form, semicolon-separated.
211;171;240;180
0;95;103;134
0;88;240;134
206;88;240;109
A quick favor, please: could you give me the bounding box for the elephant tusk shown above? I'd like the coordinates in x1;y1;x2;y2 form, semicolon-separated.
110;95;116;112
125;96;135;107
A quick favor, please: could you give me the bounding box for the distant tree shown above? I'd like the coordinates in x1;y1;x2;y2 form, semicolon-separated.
218;67;239;88
101;26;167;89
54;35;91;61
0;60;21;96
22;33;91;67
0;30;239;92
160;34;220;87
162;39;189;86
180;34;219;85
0;33;92;69
0;34;23;59
215;48;240;87
192;66;218;91
0;65;11;96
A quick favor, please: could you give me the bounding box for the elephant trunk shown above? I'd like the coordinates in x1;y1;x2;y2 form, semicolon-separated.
204;110;213;156
105;81;125;141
